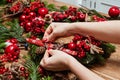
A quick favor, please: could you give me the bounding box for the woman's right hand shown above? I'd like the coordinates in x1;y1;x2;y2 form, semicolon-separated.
43;22;74;42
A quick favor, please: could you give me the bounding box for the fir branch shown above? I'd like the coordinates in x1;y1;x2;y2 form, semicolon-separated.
76;52;95;65
6;19;25;42
0;0;7;6
89;9;106;18
29;44;43;65
100;43;115;58
24;55;41;80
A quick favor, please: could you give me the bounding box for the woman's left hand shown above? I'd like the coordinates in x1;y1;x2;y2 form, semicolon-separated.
40;49;74;71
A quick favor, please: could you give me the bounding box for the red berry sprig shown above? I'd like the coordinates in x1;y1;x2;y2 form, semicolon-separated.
19;1;47;35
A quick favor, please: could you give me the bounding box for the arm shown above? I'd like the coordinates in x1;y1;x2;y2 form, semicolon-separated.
43;21;120;44
40;50;104;80
68;57;104;80
70;20;120;43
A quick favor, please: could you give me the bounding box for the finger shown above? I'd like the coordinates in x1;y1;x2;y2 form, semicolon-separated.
43;25;53;39
47;33;56;41
43;50;49;60
48;50;56;56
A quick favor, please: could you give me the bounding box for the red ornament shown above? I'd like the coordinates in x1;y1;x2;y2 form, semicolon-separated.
108;6;120;18
5;44;20;55
38;8;48;17
68;42;76;50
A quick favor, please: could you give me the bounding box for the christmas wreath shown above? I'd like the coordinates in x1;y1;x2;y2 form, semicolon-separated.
0;0;118;80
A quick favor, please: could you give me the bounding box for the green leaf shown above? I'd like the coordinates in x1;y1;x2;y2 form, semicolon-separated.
43;1;48;7
47;4;58;11
30;0;35;2
60;6;68;12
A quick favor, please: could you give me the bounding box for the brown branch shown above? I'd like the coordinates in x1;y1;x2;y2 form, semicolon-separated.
0;3;24;20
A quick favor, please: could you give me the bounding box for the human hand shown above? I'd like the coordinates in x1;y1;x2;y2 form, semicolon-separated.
43;23;74;42
40;49;74;71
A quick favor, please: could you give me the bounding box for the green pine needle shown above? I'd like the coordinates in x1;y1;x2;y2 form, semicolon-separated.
24;55;41;80
41;76;52;80
5;19;25;42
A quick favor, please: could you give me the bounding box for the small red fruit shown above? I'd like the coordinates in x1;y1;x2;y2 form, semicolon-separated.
19;15;27;22
68;42;76;50
29;12;36;18
108;6;120;18
7;0;13;3
38;8;48;17
78;13;86;21
20;67;26;71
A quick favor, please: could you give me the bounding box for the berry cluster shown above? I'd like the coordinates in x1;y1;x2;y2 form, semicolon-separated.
64;34;102;58
92;15;106;22
0;66;8;74
51;6;106;22
0;38;20;62
19;1;48;34
51;6;86;22
0;64;29;79
9;2;21;13
20;66;29;79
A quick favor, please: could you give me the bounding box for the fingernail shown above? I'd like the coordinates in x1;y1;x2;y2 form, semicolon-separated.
42;38;47;42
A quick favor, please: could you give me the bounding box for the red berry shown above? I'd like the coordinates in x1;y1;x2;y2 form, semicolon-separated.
25;73;29;77
78;13;86;21
58;14;64;20
38;8;48;17
19;15;27;22
20;67;26;71
25;22;32;28
68;42;76;50
29;12;36;18
78;51;86;58
7;0;13;3
108;6;120;18
23;8;31;14
70;16;76;22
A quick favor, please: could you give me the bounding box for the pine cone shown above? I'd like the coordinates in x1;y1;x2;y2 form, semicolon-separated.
35;46;46;54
